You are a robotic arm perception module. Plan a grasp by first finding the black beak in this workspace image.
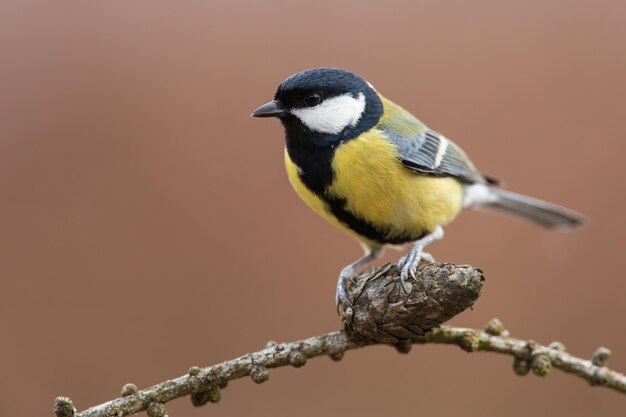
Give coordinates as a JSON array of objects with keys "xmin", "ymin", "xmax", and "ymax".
[{"xmin": 251, "ymin": 100, "xmax": 288, "ymax": 118}]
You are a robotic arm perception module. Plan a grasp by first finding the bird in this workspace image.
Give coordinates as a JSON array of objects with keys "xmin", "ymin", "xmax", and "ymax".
[{"xmin": 252, "ymin": 67, "xmax": 584, "ymax": 311}]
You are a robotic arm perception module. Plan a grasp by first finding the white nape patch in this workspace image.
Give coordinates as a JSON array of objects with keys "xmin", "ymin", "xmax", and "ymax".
[
  {"xmin": 463, "ymin": 183, "xmax": 497, "ymax": 208},
  {"xmin": 291, "ymin": 93, "xmax": 366, "ymax": 134},
  {"xmin": 434, "ymin": 135, "xmax": 449, "ymax": 167}
]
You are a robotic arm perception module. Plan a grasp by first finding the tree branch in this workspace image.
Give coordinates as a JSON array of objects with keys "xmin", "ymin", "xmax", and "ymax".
[{"xmin": 54, "ymin": 263, "xmax": 626, "ymax": 417}]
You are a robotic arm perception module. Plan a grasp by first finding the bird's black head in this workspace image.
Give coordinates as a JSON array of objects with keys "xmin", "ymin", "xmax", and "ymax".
[{"xmin": 252, "ymin": 68, "xmax": 383, "ymax": 146}]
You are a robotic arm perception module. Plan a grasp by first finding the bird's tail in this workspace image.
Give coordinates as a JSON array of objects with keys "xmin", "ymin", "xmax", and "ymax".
[{"xmin": 463, "ymin": 184, "xmax": 585, "ymax": 229}]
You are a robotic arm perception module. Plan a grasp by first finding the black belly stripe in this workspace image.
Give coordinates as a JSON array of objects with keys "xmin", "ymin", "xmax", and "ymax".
[{"xmin": 324, "ymin": 195, "xmax": 426, "ymax": 245}]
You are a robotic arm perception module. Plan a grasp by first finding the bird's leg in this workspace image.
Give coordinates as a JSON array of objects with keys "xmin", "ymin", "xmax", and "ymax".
[
  {"xmin": 397, "ymin": 226, "xmax": 444, "ymax": 292},
  {"xmin": 336, "ymin": 247, "xmax": 383, "ymax": 312}
]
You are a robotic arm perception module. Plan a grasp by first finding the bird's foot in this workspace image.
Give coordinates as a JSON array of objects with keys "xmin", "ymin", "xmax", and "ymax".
[
  {"xmin": 396, "ymin": 227, "xmax": 444, "ymax": 293},
  {"xmin": 398, "ymin": 251, "xmax": 435, "ymax": 270},
  {"xmin": 397, "ymin": 248, "xmax": 434, "ymax": 292},
  {"xmin": 336, "ymin": 266, "xmax": 356, "ymax": 313}
]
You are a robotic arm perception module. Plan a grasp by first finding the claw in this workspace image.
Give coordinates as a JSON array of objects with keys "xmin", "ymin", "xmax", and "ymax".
[
  {"xmin": 336, "ymin": 286, "xmax": 353, "ymax": 313},
  {"xmin": 397, "ymin": 255, "xmax": 407, "ymax": 270},
  {"xmin": 335, "ymin": 248, "xmax": 384, "ymax": 313},
  {"xmin": 335, "ymin": 291, "xmax": 349, "ymax": 314},
  {"xmin": 399, "ymin": 249, "xmax": 415, "ymax": 282},
  {"xmin": 400, "ymin": 263, "xmax": 417, "ymax": 293},
  {"xmin": 400, "ymin": 265, "xmax": 409, "ymax": 282},
  {"xmin": 399, "ymin": 244, "xmax": 427, "ymax": 287},
  {"xmin": 336, "ymin": 267, "xmax": 355, "ymax": 313},
  {"xmin": 397, "ymin": 227, "xmax": 445, "ymax": 289}
]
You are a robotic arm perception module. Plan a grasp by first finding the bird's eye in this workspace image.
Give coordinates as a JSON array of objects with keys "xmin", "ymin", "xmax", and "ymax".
[{"xmin": 304, "ymin": 93, "xmax": 322, "ymax": 107}]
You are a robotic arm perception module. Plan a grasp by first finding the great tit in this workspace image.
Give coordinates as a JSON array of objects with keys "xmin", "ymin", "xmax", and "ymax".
[{"xmin": 252, "ymin": 68, "xmax": 584, "ymax": 310}]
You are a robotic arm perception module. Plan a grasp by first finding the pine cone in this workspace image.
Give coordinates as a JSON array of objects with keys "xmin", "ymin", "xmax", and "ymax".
[{"xmin": 342, "ymin": 263, "xmax": 484, "ymax": 344}]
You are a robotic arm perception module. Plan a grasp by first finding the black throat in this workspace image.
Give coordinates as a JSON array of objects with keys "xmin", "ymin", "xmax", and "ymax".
[{"xmin": 284, "ymin": 122, "xmax": 340, "ymax": 195}]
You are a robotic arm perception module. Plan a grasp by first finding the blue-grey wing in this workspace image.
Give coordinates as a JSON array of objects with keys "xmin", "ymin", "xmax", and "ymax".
[{"xmin": 382, "ymin": 129, "xmax": 492, "ymax": 184}]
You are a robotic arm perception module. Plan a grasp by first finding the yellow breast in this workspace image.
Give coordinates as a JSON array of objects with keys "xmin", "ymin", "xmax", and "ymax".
[
  {"xmin": 329, "ymin": 130, "xmax": 463, "ymax": 237},
  {"xmin": 284, "ymin": 131, "xmax": 464, "ymax": 248}
]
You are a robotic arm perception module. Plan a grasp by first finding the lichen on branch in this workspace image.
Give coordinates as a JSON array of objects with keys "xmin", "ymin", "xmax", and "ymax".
[{"xmin": 55, "ymin": 262, "xmax": 626, "ymax": 417}]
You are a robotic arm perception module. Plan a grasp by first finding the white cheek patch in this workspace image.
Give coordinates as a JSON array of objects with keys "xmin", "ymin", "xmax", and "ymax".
[{"xmin": 290, "ymin": 93, "xmax": 366, "ymax": 134}]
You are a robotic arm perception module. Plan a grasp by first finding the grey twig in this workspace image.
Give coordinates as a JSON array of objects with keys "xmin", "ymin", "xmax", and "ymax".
[{"xmin": 54, "ymin": 263, "xmax": 626, "ymax": 417}]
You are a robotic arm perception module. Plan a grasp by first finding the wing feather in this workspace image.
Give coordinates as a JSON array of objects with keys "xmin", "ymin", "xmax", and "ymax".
[{"xmin": 376, "ymin": 97, "xmax": 490, "ymax": 184}]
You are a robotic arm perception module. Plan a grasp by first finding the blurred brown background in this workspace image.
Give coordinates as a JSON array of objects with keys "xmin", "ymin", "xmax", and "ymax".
[{"xmin": 2, "ymin": 1, "xmax": 625, "ymax": 416}]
